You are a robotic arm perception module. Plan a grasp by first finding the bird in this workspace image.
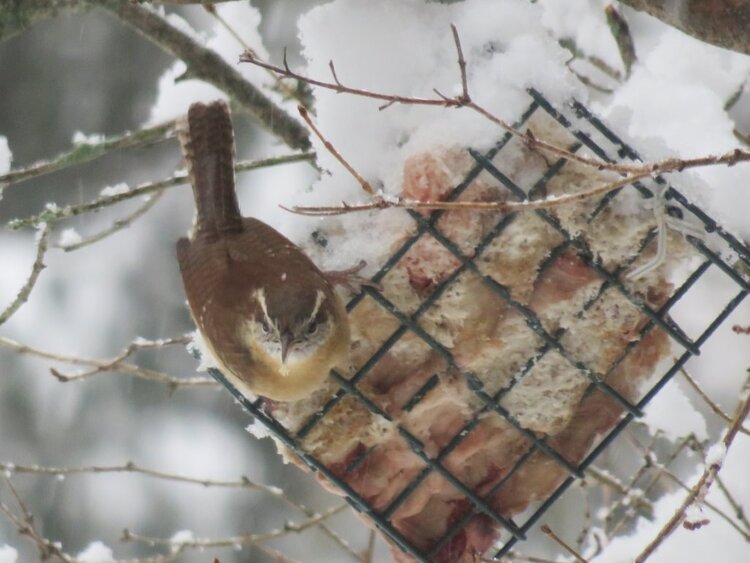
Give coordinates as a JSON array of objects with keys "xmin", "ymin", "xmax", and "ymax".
[{"xmin": 175, "ymin": 100, "xmax": 350, "ymax": 401}]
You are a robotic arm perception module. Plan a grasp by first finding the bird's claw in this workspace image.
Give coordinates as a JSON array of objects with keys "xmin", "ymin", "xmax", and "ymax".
[{"xmin": 325, "ymin": 260, "xmax": 383, "ymax": 293}]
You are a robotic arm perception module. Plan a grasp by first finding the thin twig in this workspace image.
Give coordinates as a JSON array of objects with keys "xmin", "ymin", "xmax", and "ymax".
[
  {"xmin": 500, "ymin": 553, "xmax": 561, "ymax": 563},
  {"xmin": 605, "ymin": 5, "xmax": 636, "ymax": 79},
  {"xmin": 451, "ymin": 24, "xmax": 469, "ymax": 104},
  {"xmin": 0, "ymin": 461, "xmax": 360, "ymax": 561},
  {"xmin": 1, "ymin": 476, "xmax": 75, "ymax": 562},
  {"xmin": 7, "ymin": 152, "xmax": 315, "ymax": 231},
  {"xmin": 0, "ymin": 475, "xmax": 185, "ymax": 563},
  {"xmin": 656, "ymin": 467, "xmax": 750, "ymax": 541},
  {"xmin": 252, "ymin": 544, "xmax": 298, "ymax": 563},
  {"xmin": 540, "ymin": 525, "xmax": 588, "ymax": 563},
  {"xmin": 297, "ymin": 105, "xmax": 376, "ymax": 195},
  {"xmin": 137, "ymin": 0, "xmax": 237, "ymax": 4},
  {"xmin": 621, "ymin": 429, "xmax": 750, "ymax": 542},
  {"xmin": 0, "ymin": 335, "xmax": 216, "ymax": 389},
  {"xmin": 55, "ymin": 191, "xmax": 164, "ymax": 252},
  {"xmin": 241, "ymin": 49, "xmax": 452, "ymax": 107},
  {"xmin": 240, "ymin": 26, "xmax": 645, "ymax": 176},
  {"xmin": 241, "ymin": 29, "xmax": 750, "ymax": 217},
  {"xmin": 49, "ymin": 335, "xmax": 190, "ymax": 381},
  {"xmin": 202, "ymin": 4, "xmax": 310, "ymax": 107},
  {"xmin": 363, "ymin": 530, "xmax": 376, "ymax": 563},
  {"xmin": 284, "ymin": 149, "xmax": 750, "ymax": 216},
  {"xmin": 609, "ymin": 432, "xmax": 750, "ymax": 541},
  {"xmin": 558, "ymin": 37, "xmax": 622, "ymax": 81},
  {"xmin": 0, "ymin": 223, "xmax": 51, "ymax": 326},
  {"xmin": 715, "ymin": 473, "xmax": 750, "ymax": 534},
  {"xmin": 0, "ymin": 120, "xmax": 175, "ymax": 188},
  {"xmin": 0, "ymin": 461, "xmax": 302, "ymax": 513},
  {"xmin": 679, "ymin": 364, "xmax": 750, "ymax": 436},
  {"xmin": 586, "ymin": 466, "xmax": 654, "ymax": 517},
  {"xmin": 122, "ymin": 504, "xmax": 348, "ymax": 550},
  {"xmin": 635, "ymin": 389, "xmax": 750, "ymax": 562},
  {"xmin": 243, "ymin": 25, "xmax": 750, "ymax": 223},
  {"xmin": 576, "ymin": 482, "xmax": 593, "ymax": 554},
  {"xmin": 100, "ymin": 1, "xmax": 310, "ymax": 150}
]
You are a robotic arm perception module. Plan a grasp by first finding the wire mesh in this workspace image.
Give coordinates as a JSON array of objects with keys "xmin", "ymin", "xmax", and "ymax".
[{"xmin": 207, "ymin": 89, "xmax": 750, "ymax": 562}]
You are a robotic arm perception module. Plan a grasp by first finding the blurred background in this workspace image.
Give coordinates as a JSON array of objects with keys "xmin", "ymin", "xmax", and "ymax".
[
  {"xmin": 1, "ymin": 1, "xmax": 749, "ymax": 562},
  {"xmin": 0, "ymin": 2, "xmax": 384, "ymax": 562}
]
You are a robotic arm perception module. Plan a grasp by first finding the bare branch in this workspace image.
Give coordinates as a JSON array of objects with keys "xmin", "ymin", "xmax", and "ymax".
[
  {"xmin": 0, "ymin": 460, "xmax": 360, "ymax": 561},
  {"xmin": 635, "ymin": 386, "xmax": 750, "ymax": 562},
  {"xmin": 605, "ymin": 5, "xmax": 636, "ymax": 78},
  {"xmin": 655, "ymin": 465, "xmax": 750, "ymax": 541},
  {"xmin": 363, "ymin": 530, "xmax": 376, "ymax": 563},
  {"xmin": 0, "ymin": 460, "xmax": 297, "ymax": 505},
  {"xmin": 54, "ymin": 191, "xmax": 164, "ymax": 252},
  {"xmin": 558, "ymin": 37, "xmax": 622, "ymax": 83},
  {"xmin": 240, "ymin": 29, "xmax": 644, "ymax": 176},
  {"xmin": 240, "ymin": 49, "xmax": 455, "ymax": 108},
  {"xmin": 0, "ymin": 119, "xmax": 175, "ymax": 189},
  {"xmin": 145, "ymin": 0, "xmax": 238, "ymax": 5},
  {"xmin": 586, "ymin": 466, "xmax": 654, "ymax": 516},
  {"xmin": 0, "ymin": 0, "xmax": 80, "ymax": 43},
  {"xmin": 679, "ymin": 365, "xmax": 750, "ymax": 436},
  {"xmin": 715, "ymin": 474, "xmax": 750, "ymax": 535},
  {"xmin": 122, "ymin": 504, "xmax": 349, "ymax": 550},
  {"xmin": 202, "ymin": 4, "xmax": 311, "ymax": 107},
  {"xmin": 285, "ymin": 148, "xmax": 750, "ymax": 216},
  {"xmin": 252, "ymin": 544, "xmax": 298, "ymax": 563},
  {"xmin": 540, "ymin": 524, "xmax": 588, "ymax": 563},
  {"xmin": 0, "ymin": 223, "xmax": 51, "ymax": 326},
  {"xmin": 1, "ymin": 476, "xmax": 76, "ymax": 562},
  {"xmin": 501, "ymin": 553, "xmax": 561, "ymax": 563},
  {"xmin": 98, "ymin": 1, "xmax": 311, "ymax": 150},
  {"xmin": 450, "ymin": 24, "xmax": 469, "ymax": 105},
  {"xmin": 0, "ymin": 335, "xmax": 216, "ymax": 389},
  {"xmin": 297, "ymin": 105, "xmax": 376, "ymax": 195},
  {"xmin": 241, "ymin": 24, "xmax": 750, "ymax": 221},
  {"xmin": 7, "ymin": 152, "xmax": 315, "ymax": 231},
  {"xmin": 618, "ymin": 0, "xmax": 750, "ymax": 57}
]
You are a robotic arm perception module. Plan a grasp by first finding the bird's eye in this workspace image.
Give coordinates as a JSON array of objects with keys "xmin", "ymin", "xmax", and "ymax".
[
  {"xmin": 260, "ymin": 320, "xmax": 271, "ymax": 334},
  {"xmin": 306, "ymin": 321, "xmax": 319, "ymax": 335}
]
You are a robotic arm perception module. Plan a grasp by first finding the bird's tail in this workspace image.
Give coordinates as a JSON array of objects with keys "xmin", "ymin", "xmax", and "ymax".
[{"xmin": 178, "ymin": 100, "xmax": 242, "ymax": 235}]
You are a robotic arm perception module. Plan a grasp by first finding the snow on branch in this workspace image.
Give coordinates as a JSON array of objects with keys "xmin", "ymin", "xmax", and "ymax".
[
  {"xmin": 0, "ymin": 223, "xmax": 50, "ymax": 327},
  {"xmin": 101, "ymin": 0, "xmax": 311, "ymax": 150},
  {"xmin": 0, "ymin": 335, "xmax": 214, "ymax": 390},
  {"xmin": 7, "ymin": 152, "xmax": 314, "ymax": 231},
  {"xmin": 635, "ymin": 376, "xmax": 750, "ymax": 561},
  {"xmin": 240, "ymin": 25, "xmax": 750, "ymax": 218}
]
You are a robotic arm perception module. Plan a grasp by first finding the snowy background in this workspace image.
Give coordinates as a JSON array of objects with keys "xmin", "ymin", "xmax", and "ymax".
[{"xmin": 1, "ymin": 0, "xmax": 749, "ymax": 561}]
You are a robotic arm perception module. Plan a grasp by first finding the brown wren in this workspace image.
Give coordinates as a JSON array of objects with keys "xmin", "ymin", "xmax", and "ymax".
[{"xmin": 176, "ymin": 101, "xmax": 350, "ymax": 401}]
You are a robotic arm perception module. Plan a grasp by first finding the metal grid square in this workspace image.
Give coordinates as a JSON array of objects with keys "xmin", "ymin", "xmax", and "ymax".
[{"xmin": 207, "ymin": 89, "xmax": 750, "ymax": 561}]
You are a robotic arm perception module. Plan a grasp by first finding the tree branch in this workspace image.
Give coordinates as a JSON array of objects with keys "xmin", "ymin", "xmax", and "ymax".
[
  {"xmin": 0, "ymin": 119, "xmax": 176, "ymax": 188},
  {"xmin": 97, "ymin": 0, "xmax": 311, "ymax": 150},
  {"xmin": 0, "ymin": 0, "xmax": 82, "ymax": 43},
  {"xmin": 635, "ymin": 384, "xmax": 750, "ymax": 562},
  {"xmin": 7, "ymin": 152, "xmax": 314, "ymax": 230},
  {"xmin": 0, "ymin": 224, "xmax": 51, "ymax": 326},
  {"xmin": 0, "ymin": 335, "xmax": 216, "ymax": 390},
  {"xmin": 243, "ymin": 25, "xmax": 750, "ymax": 218},
  {"xmin": 121, "ymin": 504, "xmax": 349, "ymax": 552},
  {"xmin": 618, "ymin": 0, "xmax": 750, "ymax": 56}
]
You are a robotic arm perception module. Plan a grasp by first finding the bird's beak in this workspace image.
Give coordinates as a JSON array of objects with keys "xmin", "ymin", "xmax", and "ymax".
[{"xmin": 280, "ymin": 330, "xmax": 294, "ymax": 365}]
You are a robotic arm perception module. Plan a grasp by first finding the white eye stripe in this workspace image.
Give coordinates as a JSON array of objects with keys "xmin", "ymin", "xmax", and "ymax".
[
  {"xmin": 253, "ymin": 288, "xmax": 274, "ymax": 329},
  {"xmin": 309, "ymin": 290, "xmax": 326, "ymax": 324},
  {"xmin": 254, "ymin": 287, "xmax": 326, "ymax": 329}
]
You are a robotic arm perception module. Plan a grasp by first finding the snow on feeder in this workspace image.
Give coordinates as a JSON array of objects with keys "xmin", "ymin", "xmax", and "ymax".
[{"xmin": 200, "ymin": 88, "xmax": 750, "ymax": 562}]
